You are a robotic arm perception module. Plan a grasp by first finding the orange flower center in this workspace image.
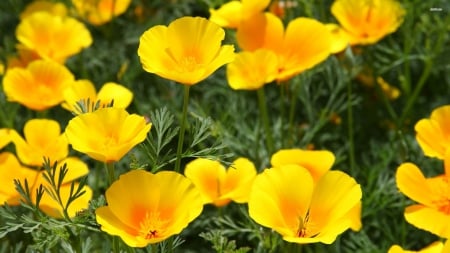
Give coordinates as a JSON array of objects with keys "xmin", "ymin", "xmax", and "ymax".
[
  {"xmin": 179, "ymin": 55, "xmax": 200, "ymax": 72},
  {"xmin": 432, "ymin": 176, "xmax": 450, "ymax": 214},
  {"xmin": 295, "ymin": 211, "xmax": 319, "ymax": 238},
  {"xmin": 139, "ymin": 211, "xmax": 167, "ymax": 240}
]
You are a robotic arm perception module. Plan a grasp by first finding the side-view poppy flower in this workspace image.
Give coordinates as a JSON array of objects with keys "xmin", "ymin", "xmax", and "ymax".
[
  {"xmin": 236, "ymin": 12, "xmax": 332, "ymax": 82},
  {"xmin": 138, "ymin": 16, "xmax": 235, "ymax": 85},
  {"xmin": 415, "ymin": 105, "xmax": 450, "ymax": 159},
  {"xmin": 331, "ymin": 0, "xmax": 405, "ymax": 45},
  {"xmin": 270, "ymin": 149, "xmax": 336, "ymax": 182},
  {"xmin": 184, "ymin": 157, "xmax": 257, "ymax": 206},
  {"xmin": 396, "ymin": 151, "xmax": 450, "ymax": 238},
  {"xmin": 65, "ymin": 107, "xmax": 151, "ymax": 163},
  {"xmin": 71, "ymin": 0, "xmax": 132, "ymax": 26},
  {"xmin": 16, "ymin": 12, "xmax": 92, "ymax": 63},
  {"xmin": 96, "ymin": 169, "xmax": 204, "ymax": 247},
  {"xmin": 9, "ymin": 119, "xmax": 69, "ymax": 167},
  {"xmin": 248, "ymin": 165, "xmax": 362, "ymax": 244},
  {"xmin": 209, "ymin": 0, "xmax": 270, "ymax": 28},
  {"xmin": 2, "ymin": 59, "xmax": 75, "ymax": 111},
  {"xmin": 62, "ymin": 79, "xmax": 133, "ymax": 114},
  {"xmin": 388, "ymin": 240, "xmax": 449, "ymax": 253},
  {"xmin": 0, "ymin": 152, "xmax": 38, "ymax": 205},
  {"xmin": 227, "ymin": 49, "xmax": 278, "ymax": 90}
]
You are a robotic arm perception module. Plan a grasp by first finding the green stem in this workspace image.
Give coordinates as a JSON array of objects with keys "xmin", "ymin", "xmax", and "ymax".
[
  {"xmin": 112, "ymin": 236, "xmax": 120, "ymax": 253},
  {"xmin": 257, "ymin": 87, "xmax": 274, "ymax": 155},
  {"xmin": 105, "ymin": 162, "xmax": 116, "ymax": 186},
  {"xmin": 175, "ymin": 85, "xmax": 190, "ymax": 173},
  {"xmin": 279, "ymin": 84, "xmax": 286, "ymax": 146},
  {"xmin": 347, "ymin": 80, "xmax": 356, "ymax": 174},
  {"xmin": 288, "ymin": 80, "xmax": 301, "ymax": 143}
]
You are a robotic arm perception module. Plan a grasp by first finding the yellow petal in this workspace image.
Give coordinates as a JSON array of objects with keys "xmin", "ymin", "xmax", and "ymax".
[
  {"xmin": 396, "ymin": 163, "xmax": 434, "ymax": 206},
  {"xmin": 404, "ymin": 204, "xmax": 450, "ymax": 238},
  {"xmin": 20, "ymin": 0, "xmax": 68, "ymax": 20},
  {"xmin": 97, "ymin": 82, "xmax": 133, "ymax": 109},
  {"xmin": 388, "ymin": 241, "xmax": 444, "ymax": 253},
  {"xmin": 222, "ymin": 157, "xmax": 257, "ymax": 203},
  {"xmin": 209, "ymin": 1, "xmax": 243, "ymax": 28},
  {"xmin": 227, "ymin": 49, "xmax": 278, "ymax": 90},
  {"xmin": 62, "ymin": 79, "xmax": 97, "ymax": 113},
  {"xmin": 57, "ymin": 157, "xmax": 89, "ymax": 183},
  {"xmin": 39, "ymin": 183, "xmax": 92, "ymax": 218},
  {"xmin": 0, "ymin": 128, "xmax": 13, "ymax": 149},
  {"xmin": 271, "ymin": 149, "xmax": 335, "ymax": 182},
  {"xmin": 325, "ymin": 24, "xmax": 350, "ymax": 54},
  {"xmin": 241, "ymin": 0, "xmax": 271, "ymax": 16}
]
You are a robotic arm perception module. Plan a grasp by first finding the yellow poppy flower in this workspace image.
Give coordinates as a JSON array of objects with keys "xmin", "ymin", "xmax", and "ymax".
[
  {"xmin": 236, "ymin": 13, "xmax": 332, "ymax": 81},
  {"xmin": 96, "ymin": 169, "xmax": 204, "ymax": 247},
  {"xmin": 227, "ymin": 49, "xmax": 278, "ymax": 90},
  {"xmin": 271, "ymin": 149, "xmax": 335, "ymax": 182},
  {"xmin": 20, "ymin": 0, "xmax": 68, "ymax": 20},
  {"xmin": 388, "ymin": 241, "xmax": 447, "ymax": 253},
  {"xmin": 138, "ymin": 16, "xmax": 235, "ymax": 85},
  {"xmin": 396, "ymin": 153, "xmax": 450, "ymax": 238},
  {"xmin": 248, "ymin": 165, "xmax": 362, "ymax": 244},
  {"xmin": 34, "ymin": 157, "xmax": 92, "ymax": 218},
  {"xmin": 9, "ymin": 119, "xmax": 69, "ymax": 167},
  {"xmin": 331, "ymin": 0, "xmax": 405, "ymax": 45},
  {"xmin": 415, "ymin": 105, "xmax": 450, "ymax": 159},
  {"xmin": 325, "ymin": 24, "xmax": 350, "ymax": 54},
  {"xmin": 72, "ymin": 0, "xmax": 132, "ymax": 26},
  {"xmin": 62, "ymin": 79, "xmax": 133, "ymax": 114},
  {"xmin": 65, "ymin": 108, "xmax": 151, "ymax": 163},
  {"xmin": 0, "ymin": 152, "xmax": 39, "ymax": 205},
  {"xmin": 2, "ymin": 59, "xmax": 75, "ymax": 111},
  {"xmin": 209, "ymin": 0, "xmax": 270, "ymax": 28},
  {"xmin": 16, "ymin": 12, "xmax": 92, "ymax": 63},
  {"xmin": 184, "ymin": 157, "xmax": 257, "ymax": 206}
]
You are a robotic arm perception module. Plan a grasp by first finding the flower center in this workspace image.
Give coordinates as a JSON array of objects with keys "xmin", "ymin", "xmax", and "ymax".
[
  {"xmin": 139, "ymin": 211, "xmax": 167, "ymax": 240},
  {"xmin": 296, "ymin": 210, "xmax": 319, "ymax": 238},
  {"xmin": 179, "ymin": 55, "xmax": 200, "ymax": 72}
]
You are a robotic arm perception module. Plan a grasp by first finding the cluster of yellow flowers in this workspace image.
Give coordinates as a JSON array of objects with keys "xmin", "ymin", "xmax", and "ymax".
[{"xmin": 0, "ymin": 0, "xmax": 425, "ymax": 251}]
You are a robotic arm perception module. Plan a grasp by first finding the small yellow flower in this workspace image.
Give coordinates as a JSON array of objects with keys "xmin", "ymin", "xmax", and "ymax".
[
  {"xmin": 62, "ymin": 79, "xmax": 133, "ymax": 114},
  {"xmin": 3, "ymin": 59, "xmax": 75, "ymax": 111},
  {"xmin": 16, "ymin": 12, "xmax": 92, "ymax": 63},
  {"xmin": 65, "ymin": 108, "xmax": 151, "ymax": 163},
  {"xmin": 0, "ymin": 152, "xmax": 38, "ymax": 205},
  {"xmin": 184, "ymin": 157, "xmax": 257, "ymax": 206},
  {"xmin": 9, "ymin": 119, "xmax": 69, "ymax": 167},
  {"xmin": 227, "ymin": 49, "xmax": 278, "ymax": 90},
  {"xmin": 71, "ymin": 0, "xmax": 132, "ymax": 26},
  {"xmin": 236, "ymin": 13, "xmax": 332, "ymax": 81},
  {"xmin": 415, "ymin": 105, "xmax": 450, "ymax": 159},
  {"xmin": 96, "ymin": 169, "xmax": 204, "ymax": 247},
  {"xmin": 396, "ymin": 152, "xmax": 450, "ymax": 238},
  {"xmin": 271, "ymin": 149, "xmax": 336, "ymax": 182},
  {"xmin": 331, "ymin": 0, "xmax": 405, "ymax": 45},
  {"xmin": 138, "ymin": 16, "xmax": 235, "ymax": 85},
  {"xmin": 388, "ymin": 241, "xmax": 448, "ymax": 253},
  {"xmin": 209, "ymin": 0, "xmax": 270, "ymax": 28},
  {"xmin": 248, "ymin": 165, "xmax": 362, "ymax": 244}
]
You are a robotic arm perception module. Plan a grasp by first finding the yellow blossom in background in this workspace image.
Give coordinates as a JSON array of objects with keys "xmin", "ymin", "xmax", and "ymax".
[
  {"xmin": 209, "ymin": 0, "xmax": 270, "ymax": 28},
  {"xmin": 33, "ymin": 157, "xmax": 92, "ymax": 218},
  {"xmin": 0, "ymin": 152, "xmax": 38, "ymax": 205},
  {"xmin": 96, "ymin": 169, "xmax": 204, "ymax": 247},
  {"xmin": 65, "ymin": 107, "xmax": 151, "ymax": 163},
  {"xmin": 396, "ymin": 152, "xmax": 450, "ymax": 238},
  {"xmin": 184, "ymin": 157, "xmax": 257, "ymax": 206},
  {"xmin": 2, "ymin": 59, "xmax": 75, "ymax": 111},
  {"xmin": 9, "ymin": 119, "xmax": 68, "ymax": 167},
  {"xmin": 331, "ymin": 0, "xmax": 405, "ymax": 45},
  {"xmin": 20, "ymin": 0, "xmax": 68, "ymax": 20},
  {"xmin": 16, "ymin": 12, "xmax": 92, "ymax": 63},
  {"xmin": 325, "ymin": 23, "xmax": 350, "ymax": 54},
  {"xmin": 227, "ymin": 49, "xmax": 278, "ymax": 90},
  {"xmin": 62, "ymin": 79, "xmax": 133, "ymax": 114},
  {"xmin": 248, "ymin": 165, "xmax": 362, "ymax": 244},
  {"xmin": 138, "ymin": 16, "xmax": 235, "ymax": 85},
  {"xmin": 270, "ymin": 149, "xmax": 335, "ymax": 182},
  {"xmin": 355, "ymin": 69, "xmax": 401, "ymax": 100},
  {"xmin": 388, "ymin": 241, "xmax": 448, "ymax": 253},
  {"xmin": 415, "ymin": 105, "xmax": 450, "ymax": 159},
  {"xmin": 237, "ymin": 13, "xmax": 332, "ymax": 81},
  {"xmin": 72, "ymin": 0, "xmax": 132, "ymax": 26},
  {"xmin": 6, "ymin": 45, "xmax": 42, "ymax": 70}
]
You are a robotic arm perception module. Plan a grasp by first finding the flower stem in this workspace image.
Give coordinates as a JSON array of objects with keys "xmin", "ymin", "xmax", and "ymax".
[
  {"xmin": 105, "ymin": 162, "xmax": 116, "ymax": 186},
  {"xmin": 257, "ymin": 87, "xmax": 274, "ymax": 155},
  {"xmin": 347, "ymin": 80, "xmax": 356, "ymax": 174},
  {"xmin": 175, "ymin": 85, "xmax": 190, "ymax": 173}
]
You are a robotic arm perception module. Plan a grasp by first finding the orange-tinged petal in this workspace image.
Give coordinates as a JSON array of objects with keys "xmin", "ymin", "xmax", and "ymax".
[
  {"xmin": 237, "ymin": 12, "xmax": 284, "ymax": 52},
  {"xmin": 271, "ymin": 149, "xmax": 335, "ymax": 182},
  {"xmin": 277, "ymin": 17, "xmax": 331, "ymax": 81},
  {"xmin": 241, "ymin": 0, "xmax": 271, "ymax": 16},
  {"xmin": 249, "ymin": 166, "xmax": 314, "ymax": 237},
  {"xmin": 404, "ymin": 204, "xmax": 450, "ymax": 238},
  {"xmin": 227, "ymin": 49, "xmax": 278, "ymax": 90},
  {"xmin": 97, "ymin": 82, "xmax": 133, "ymax": 109},
  {"xmin": 3, "ymin": 59, "xmax": 75, "ymax": 111},
  {"xmin": 72, "ymin": 0, "xmax": 132, "ymax": 26},
  {"xmin": 221, "ymin": 157, "xmax": 257, "ymax": 203},
  {"xmin": 396, "ymin": 163, "xmax": 435, "ymax": 206},
  {"xmin": 209, "ymin": 1, "xmax": 243, "ymax": 28},
  {"xmin": 65, "ymin": 108, "xmax": 151, "ymax": 163},
  {"xmin": 62, "ymin": 79, "xmax": 97, "ymax": 112}
]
